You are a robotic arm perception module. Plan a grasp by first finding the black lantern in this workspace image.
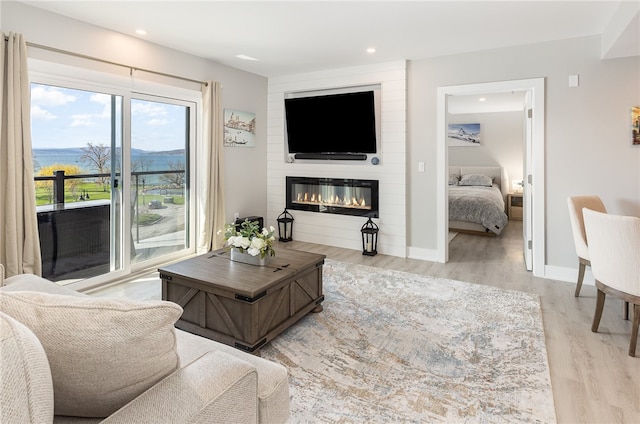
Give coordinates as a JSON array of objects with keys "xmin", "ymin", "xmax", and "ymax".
[
  {"xmin": 277, "ymin": 209, "xmax": 294, "ymax": 242},
  {"xmin": 361, "ymin": 217, "xmax": 379, "ymax": 256}
]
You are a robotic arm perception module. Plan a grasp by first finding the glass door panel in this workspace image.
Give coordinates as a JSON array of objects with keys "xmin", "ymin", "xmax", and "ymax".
[
  {"xmin": 30, "ymin": 83, "xmax": 123, "ymax": 283},
  {"xmin": 130, "ymin": 98, "xmax": 189, "ymax": 264}
]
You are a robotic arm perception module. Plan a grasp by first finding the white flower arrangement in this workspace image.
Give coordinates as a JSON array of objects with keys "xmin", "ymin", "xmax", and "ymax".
[{"xmin": 223, "ymin": 220, "xmax": 276, "ymax": 258}]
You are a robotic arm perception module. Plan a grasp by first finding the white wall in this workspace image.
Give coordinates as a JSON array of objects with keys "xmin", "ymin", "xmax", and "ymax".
[
  {"xmin": 408, "ymin": 35, "xmax": 640, "ymax": 280},
  {"xmin": 267, "ymin": 62, "xmax": 407, "ymax": 257},
  {"xmin": 448, "ymin": 111, "xmax": 524, "ymax": 192},
  {"xmin": 1, "ymin": 1, "xmax": 269, "ymax": 227}
]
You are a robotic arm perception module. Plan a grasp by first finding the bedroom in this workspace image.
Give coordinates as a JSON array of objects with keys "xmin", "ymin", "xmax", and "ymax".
[{"xmin": 446, "ymin": 91, "xmax": 526, "ymax": 266}]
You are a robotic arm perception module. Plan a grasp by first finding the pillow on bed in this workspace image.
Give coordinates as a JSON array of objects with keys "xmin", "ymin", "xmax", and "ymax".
[
  {"xmin": 448, "ymin": 174, "xmax": 460, "ymax": 185},
  {"xmin": 459, "ymin": 174, "xmax": 493, "ymax": 187}
]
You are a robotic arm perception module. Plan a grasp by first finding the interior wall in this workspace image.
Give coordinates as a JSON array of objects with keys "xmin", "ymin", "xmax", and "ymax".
[
  {"xmin": 1, "ymin": 1, "xmax": 269, "ymax": 228},
  {"xmin": 408, "ymin": 35, "xmax": 640, "ymax": 281},
  {"xmin": 448, "ymin": 111, "xmax": 524, "ymax": 192}
]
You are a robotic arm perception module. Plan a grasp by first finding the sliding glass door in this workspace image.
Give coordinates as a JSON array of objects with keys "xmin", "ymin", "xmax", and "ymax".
[{"xmin": 30, "ymin": 79, "xmax": 196, "ymax": 285}]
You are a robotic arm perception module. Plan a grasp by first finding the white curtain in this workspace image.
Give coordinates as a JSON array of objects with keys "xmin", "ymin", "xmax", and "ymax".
[
  {"xmin": 198, "ymin": 80, "xmax": 226, "ymax": 252},
  {"xmin": 0, "ymin": 33, "xmax": 42, "ymax": 277}
]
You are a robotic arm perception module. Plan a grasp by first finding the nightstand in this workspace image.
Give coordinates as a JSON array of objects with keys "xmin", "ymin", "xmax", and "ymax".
[{"xmin": 508, "ymin": 193, "xmax": 523, "ymax": 220}]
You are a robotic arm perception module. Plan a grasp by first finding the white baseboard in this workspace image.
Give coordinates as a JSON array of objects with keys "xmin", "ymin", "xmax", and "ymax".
[
  {"xmin": 543, "ymin": 265, "xmax": 595, "ymax": 286},
  {"xmin": 407, "ymin": 246, "xmax": 441, "ymax": 262},
  {"xmin": 407, "ymin": 245, "xmax": 595, "ymax": 288}
]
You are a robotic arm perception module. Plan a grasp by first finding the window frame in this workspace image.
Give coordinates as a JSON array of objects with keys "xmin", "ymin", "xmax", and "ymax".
[{"xmin": 29, "ymin": 59, "xmax": 201, "ymax": 291}]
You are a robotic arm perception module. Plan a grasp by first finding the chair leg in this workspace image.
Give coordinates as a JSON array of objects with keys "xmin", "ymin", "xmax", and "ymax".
[
  {"xmin": 591, "ymin": 289, "xmax": 606, "ymax": 332},
  {"xmin": 630, "ymin": 304, "xmax": 639, "ymax": 357},
  {"xmin": 575, "ymin": 261, "xmax": 586, "ymax": 297},
  {"xmin": 624, "ymin": 301, "xmax": 630, "ymax": 321}
]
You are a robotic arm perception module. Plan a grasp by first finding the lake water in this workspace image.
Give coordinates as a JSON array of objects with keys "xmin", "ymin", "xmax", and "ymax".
[{"xmin": 33, "ymin": 150, "xmax": 185, "ymax": 186}]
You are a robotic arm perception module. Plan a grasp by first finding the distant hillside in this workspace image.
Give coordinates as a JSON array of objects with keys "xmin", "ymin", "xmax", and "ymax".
[
  {"xmin": 144, "ymin": 149, "xmax": 185, "ymax": 156},
  {"xmin": 33, "ymin": 147, "xmax": 85, "ymax": 155}
]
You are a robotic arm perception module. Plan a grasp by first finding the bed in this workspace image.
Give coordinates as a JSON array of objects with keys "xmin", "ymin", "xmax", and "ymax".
[{"xmin": 448, "ymin": 166, "xmax": 509, "ymax": 236}]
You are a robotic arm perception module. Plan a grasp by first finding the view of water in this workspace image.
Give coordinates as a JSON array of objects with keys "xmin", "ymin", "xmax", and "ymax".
[{"xmin": 33, "ymin": 149, "xmax": 185, "ymax": 186}]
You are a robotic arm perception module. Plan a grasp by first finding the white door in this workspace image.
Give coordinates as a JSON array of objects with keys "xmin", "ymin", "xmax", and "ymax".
[{"xmin": 523, "ymin": 91, "xmax": 533, "ymax": 270}]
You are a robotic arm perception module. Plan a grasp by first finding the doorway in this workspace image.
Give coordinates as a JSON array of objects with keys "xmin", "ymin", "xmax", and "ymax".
[
  {"xmin": 30, "ymin": 79, "xmax": 197, "ymax": 288},
  {"xmin": 436, "ymin": 78, "xmax": 545, "ymax": 277}
]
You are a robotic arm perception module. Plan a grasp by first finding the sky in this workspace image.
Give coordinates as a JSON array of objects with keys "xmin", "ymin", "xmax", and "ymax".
[{"xmin": 30, "ymin": 83, "xmax": 187, "ymax": 151}]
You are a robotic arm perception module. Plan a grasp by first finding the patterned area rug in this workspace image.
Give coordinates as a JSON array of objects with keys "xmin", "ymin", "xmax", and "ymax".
[{"xmin": 259, "ymin": 260, "xmax": 556, "ymax": 423}]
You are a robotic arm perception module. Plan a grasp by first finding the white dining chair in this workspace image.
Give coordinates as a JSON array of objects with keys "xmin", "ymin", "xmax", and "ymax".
[{"xmin": 583, "ymin": 208, "xmax": 640, "ymax": 357}]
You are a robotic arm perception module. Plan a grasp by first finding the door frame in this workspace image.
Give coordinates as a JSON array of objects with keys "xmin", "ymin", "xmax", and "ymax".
[
  {"xmin": 29, "ymin": 59, "xmax": 200, "ymax": 290},
  {"xmin": 436, "ymin": 78, "xmax": 545, "ymax": 277}
]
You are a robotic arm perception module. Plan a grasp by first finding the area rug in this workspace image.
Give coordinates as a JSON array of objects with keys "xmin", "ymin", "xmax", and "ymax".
[{"xmin": 259, "ymin": 260, "xmax": 556, "ymax": 423}]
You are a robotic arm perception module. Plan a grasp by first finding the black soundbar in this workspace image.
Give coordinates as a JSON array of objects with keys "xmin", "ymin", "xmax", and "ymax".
[{"xmin": 294, "ymin": 153, "xmax": 367, "ymax": 161}]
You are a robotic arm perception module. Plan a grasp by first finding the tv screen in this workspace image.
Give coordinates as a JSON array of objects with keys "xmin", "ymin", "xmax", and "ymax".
[{"xmin": 285, "ymin": 91, "xmax": 377, "ymax": 155}]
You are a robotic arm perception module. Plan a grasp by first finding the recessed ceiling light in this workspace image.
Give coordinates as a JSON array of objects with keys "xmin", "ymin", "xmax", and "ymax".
[
  {"xmin": 366, "ymin": 48, "xmax": 376, "ymax": 54},
  {"xmin": 479, "ymin": 97, "xmax": 486, "ymax": 102},
  {"xmin": 236, "ymin": 54, "xmax": 259, "ymax": 61},
  {"xmin": 135, "ymin": 29, "xmax": 147, "ymax": 36}
]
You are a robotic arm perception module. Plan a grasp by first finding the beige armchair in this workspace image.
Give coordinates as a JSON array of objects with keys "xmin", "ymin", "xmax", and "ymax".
[
  {"xmin": 583, "ymin": 208, "xmax": 640, "ymax": 357},
  {"xmin": 567, "ymin": 196, "xmax": 607, "ymax": 296}
]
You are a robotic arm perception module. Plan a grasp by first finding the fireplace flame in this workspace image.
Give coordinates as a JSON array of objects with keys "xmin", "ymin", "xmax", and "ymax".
[{"xmin": 294, "ymin": 192, "xmax": 370, "ymax": 210}]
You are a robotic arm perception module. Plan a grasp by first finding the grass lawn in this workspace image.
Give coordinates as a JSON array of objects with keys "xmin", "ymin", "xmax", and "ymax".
[{"xmin": 36, "ymin": 181, "xmax": 185, "ymax": 207}]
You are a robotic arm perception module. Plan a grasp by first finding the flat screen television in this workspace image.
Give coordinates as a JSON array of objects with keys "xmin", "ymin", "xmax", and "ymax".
[{"xmin": 285, "ymin": 90, "xmax": 377, "ymax": 160}]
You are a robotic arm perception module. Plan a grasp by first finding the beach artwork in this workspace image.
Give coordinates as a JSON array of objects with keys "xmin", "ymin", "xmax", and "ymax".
[
  {"xmin": 224, "ymin": 109, "xmax": 256, "ymax": 147},
  {"xmin": 448, "ymin": 123, "xmax": 481, "ymax": 146}
]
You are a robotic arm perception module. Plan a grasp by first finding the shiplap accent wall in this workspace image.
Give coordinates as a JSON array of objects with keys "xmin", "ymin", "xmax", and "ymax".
[{"xmin": 266, "ymin": 61, "xmax": 407, "ymax": 257}]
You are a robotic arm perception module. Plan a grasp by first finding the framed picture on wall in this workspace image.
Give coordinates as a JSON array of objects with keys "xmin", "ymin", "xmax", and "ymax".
[
  {"xmin": 224, "ymin": 109, "xmax": 256, "ymax": 147},
  {"xmin": 632, "ymin": 106, "xmax": 639, "ymax": 146},
  {"xmin": 448, "ymin": 123, "xmax": 481, "ymax": 147}
]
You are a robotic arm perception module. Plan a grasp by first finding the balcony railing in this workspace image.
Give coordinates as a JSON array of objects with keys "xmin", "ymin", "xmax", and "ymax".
[
  {"xmin": 34, "ymin": 169, "xmax": 185, "ymax": 282},
  {"xmin": 34, "ymin": 169, "xmax": 185, "ymax": 206}
]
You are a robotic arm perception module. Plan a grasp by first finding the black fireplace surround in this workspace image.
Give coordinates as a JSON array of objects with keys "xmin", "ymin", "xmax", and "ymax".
[{"xmin": 286, "ymin": 176, "xmax": 379, "ymax": 218}]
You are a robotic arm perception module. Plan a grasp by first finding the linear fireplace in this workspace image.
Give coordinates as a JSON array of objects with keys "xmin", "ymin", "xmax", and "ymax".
[{"xmin": 286, "ymin": 176, "xmax": 379, "ymax": 218}]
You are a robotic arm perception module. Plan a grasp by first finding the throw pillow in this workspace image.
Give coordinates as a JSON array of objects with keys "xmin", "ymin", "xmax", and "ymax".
[
  {"xmin": 0, "ymin": 291, "xmax": 182, "ymax": 418},
  {"xmin": 458, "ymin": 174, "xmax": 493, "ymax": 187},
  {"xmin": 448, "ymin": 174, "xmax": 460, "ymax": 185},
  {"xmin": 0, "ymin": 311, "xmax": 54, "ymax": 423}
]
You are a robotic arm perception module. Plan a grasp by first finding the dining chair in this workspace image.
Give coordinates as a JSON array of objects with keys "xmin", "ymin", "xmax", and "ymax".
[
  {"xmin": 583, "ymin": 208, "xmax": 640, "ymax": 357},
  {"xmin": 567, "ymin": 196, "xmax": 607, "ymax": 296}
]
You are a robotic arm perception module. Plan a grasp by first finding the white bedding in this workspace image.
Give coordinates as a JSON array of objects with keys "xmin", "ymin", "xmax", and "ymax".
[{"xmin": 449, "ymin": 183, "xmax": 508, "ymax": 235}]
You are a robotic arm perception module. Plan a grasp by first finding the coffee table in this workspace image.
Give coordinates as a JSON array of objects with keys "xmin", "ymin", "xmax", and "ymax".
[{"xmin": 159, "ymin": 248, "xmax": 325, "ymax": 352}]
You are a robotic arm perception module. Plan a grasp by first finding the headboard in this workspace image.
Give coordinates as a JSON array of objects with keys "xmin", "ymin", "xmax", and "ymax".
[{"xmin": 449, "ymin": 166, "xmax": 509, "ymax": 197}]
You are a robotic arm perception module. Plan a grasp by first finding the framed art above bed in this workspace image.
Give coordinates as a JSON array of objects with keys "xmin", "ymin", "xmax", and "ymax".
[{"xmin": 447, "ymin": 123, "xmax": 481, "ymax": 147}]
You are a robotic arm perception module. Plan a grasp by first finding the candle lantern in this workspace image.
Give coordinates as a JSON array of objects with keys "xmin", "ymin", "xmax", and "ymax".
[
  {"xmin": 277, "ymin": 209, "xmax": 294, "ymax": 242},
  {"xmin": 360, "ymin": 217, "xmax": 379, "ymax": 256}
]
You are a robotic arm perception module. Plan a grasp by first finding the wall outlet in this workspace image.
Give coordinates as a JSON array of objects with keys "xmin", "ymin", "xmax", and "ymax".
[
  {"xmin": 233, "ymin": 212, "xmax": 240, "ymax": 221},
  {"xmin": 418, "ymin": 162, "xmax": 425, "ymax": 172}
]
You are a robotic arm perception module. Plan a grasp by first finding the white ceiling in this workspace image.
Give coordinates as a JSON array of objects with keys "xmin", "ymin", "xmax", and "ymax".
[{"xmin": 19, "ymin": 1, "xmax": 638, "ymax": 78}]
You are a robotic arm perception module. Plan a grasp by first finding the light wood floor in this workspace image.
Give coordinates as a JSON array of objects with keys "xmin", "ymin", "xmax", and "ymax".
[{"xmin": 92, "ymin": 220, "xmax": 640, "ymax": 423}]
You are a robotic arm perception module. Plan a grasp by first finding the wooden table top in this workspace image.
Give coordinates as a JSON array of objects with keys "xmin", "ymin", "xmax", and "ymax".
[{"xmin": 159, "ymin": 248, "xmax": 325, "ymax": 298}]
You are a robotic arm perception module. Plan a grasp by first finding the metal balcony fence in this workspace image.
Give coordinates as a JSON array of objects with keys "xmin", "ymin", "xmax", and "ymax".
[{"xmin": 34, "ymin": 169, "xmax": 185, "ymax": 281}]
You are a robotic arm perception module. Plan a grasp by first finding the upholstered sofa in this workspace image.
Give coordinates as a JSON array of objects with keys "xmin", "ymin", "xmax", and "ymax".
[{"xmin": 0, "ymin": 265, "xmax": 290, "ymax": 423}]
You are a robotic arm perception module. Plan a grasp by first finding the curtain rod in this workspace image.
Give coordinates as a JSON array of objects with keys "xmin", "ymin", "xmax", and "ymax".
[{"xmin": 4, "ymin": 36, "xmax": 207, "ymax": 87}]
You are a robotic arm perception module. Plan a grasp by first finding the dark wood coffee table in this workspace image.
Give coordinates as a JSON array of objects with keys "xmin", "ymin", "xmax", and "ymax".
[{"xmin": 159, "ymin": 248, "xmax": 325, "ymax": 352}]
